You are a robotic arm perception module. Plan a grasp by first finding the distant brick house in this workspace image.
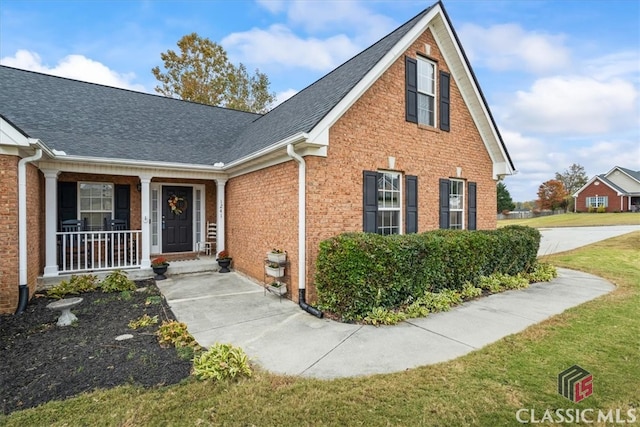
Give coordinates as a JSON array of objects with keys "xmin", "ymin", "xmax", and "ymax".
[
  {"xmin": 573, "ymin": 166, "xmax": 640, "ymax": 213},
  {"xmin": 0, "ymin": 1, "xmax": 515, "ymax": 314}
]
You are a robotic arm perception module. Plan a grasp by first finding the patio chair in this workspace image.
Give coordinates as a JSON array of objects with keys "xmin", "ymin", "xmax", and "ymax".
[
  {"xmin": 58, "ymin": 219, "xmax": 91, "ymax": 270},
  {"xmin": 197, "ymin": 222, "xmax": 217, "ymax": 256}
]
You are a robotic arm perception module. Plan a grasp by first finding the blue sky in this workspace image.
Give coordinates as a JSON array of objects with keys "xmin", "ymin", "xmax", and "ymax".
[{"xmin": 1, "ymin": 0, "xmax": 638, "ymax": 202}]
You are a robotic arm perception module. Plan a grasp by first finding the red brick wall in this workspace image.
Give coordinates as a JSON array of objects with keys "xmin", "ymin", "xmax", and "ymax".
[
  {"xmin": 302, "ymin": 29, "xmax": 496, "ymax": 301},
  {"xmin": 0, "ymin": 155, "xmax": 19, "ymax": 313},
  {"xmin": 226, "ymin": 162, "xmax": 299, "ymax": 294},
  {"xmin": 575, "ymin": 180, "xmax": 625, "ymax": 212},
  {"xmin": 27, "ymin": 164, "xmax": 44, "ymax": 302},
  {"xmin": 226, "ymin": 29, "xmax": 499, "ymax": 303}
]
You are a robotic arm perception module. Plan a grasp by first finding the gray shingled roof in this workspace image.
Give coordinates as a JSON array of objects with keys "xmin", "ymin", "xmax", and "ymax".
[
  {"xmin": 0, "ymin": 4, "xmax": 442, "ymax": 167},
  {"xmin": 0, "ymin": 66, "xmax": 260, "ymax": 165}
]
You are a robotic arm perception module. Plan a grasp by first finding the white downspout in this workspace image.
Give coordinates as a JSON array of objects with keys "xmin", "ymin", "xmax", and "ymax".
[
  {"xmin": 16, "ymin": 148, "xmax": 43, "ymax": 313},
  {"xmin": 286, "ymin": 144, "xmax": 306, "ymax": 292},
  {"xmin": 286, "ymin": 144, "xmax": 322, "ymax": 318}
]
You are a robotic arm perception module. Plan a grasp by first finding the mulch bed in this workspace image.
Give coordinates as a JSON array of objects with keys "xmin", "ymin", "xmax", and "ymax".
[{"xmin": 0, "ymin": 280, "xmax": 192, "ymax": 415}]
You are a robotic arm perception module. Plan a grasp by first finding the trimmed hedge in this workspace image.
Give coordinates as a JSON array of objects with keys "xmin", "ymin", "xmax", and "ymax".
[{"xmin": 315, "ymin": 225, "xmax": 540, "ymax": 320}]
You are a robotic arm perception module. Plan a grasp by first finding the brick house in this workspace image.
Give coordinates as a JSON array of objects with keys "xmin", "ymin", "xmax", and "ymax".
[
  {"xmin": 0, "ymin": 1, "xmax": 515, "ymax": 314},
  {"xmin": 573, "ymin": 166, "xmax": 640, "ymax": 212}
]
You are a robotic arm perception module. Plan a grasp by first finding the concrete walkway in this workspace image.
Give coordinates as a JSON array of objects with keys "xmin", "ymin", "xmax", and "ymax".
[{"xmin": 157, "ymin": 226, "xmax": 637, "ymax": 379}]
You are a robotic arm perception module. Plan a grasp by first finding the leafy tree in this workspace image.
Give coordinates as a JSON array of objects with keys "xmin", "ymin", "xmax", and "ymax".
[
  {"xmin": 152, "ymin": 33, "xmax": 276, "ymax": 113},
  {"xmin": 537, "ymin": 179, "xmax": 568, "ymax": 211},
  {"xmin": 496, "ymin": 181, "xmax": 516, "ymax": 213},
  {"xmin": 555, "ymin": 163, "xmax": 588, "ymax": 212}
]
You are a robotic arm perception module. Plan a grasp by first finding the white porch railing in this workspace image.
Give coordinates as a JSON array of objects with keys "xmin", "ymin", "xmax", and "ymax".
[{"xmin": 57, "ymin": 230, "xmax": 142, "ymax": 274}]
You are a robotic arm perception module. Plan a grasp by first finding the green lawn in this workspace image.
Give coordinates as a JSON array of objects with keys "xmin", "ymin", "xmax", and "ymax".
[
  {"xmin": 498, "ymin": 212, "xmax": 640, "ymax": 228},
  {"xmin": 3, "ymin": 232, "xmax": 639, "ymax": 426}
]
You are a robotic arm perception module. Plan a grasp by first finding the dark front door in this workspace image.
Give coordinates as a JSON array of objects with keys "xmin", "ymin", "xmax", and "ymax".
[{"xmin": 162, "ymin": 186, "xmax": 193, "ymax": 253}]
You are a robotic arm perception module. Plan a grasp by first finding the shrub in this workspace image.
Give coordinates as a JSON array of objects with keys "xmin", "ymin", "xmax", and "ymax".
[
  {"xmin": 362, "ymin": 307, "xmax": 407, "ymax": 326},
  {"xmin": 461, "ymin": 282, "xmax": 483, "ymax": 299},
  {"xmin": 192, "ymin": 343, "xmax": 252, "ymax": 381},
  {"xmin": 100, "ymin": 270, "xmax": 136, "ymax": 293},
  {"xmin": 157, "ymin": 320, "xmax": 200, "ymax": 350},
  {"xmin": 47, "ymin": 274, "xmax": 99, "ymax": 299},
  {"xmin": 478, "ymin": 273, "xmax": 529, "ymax": 292},
  {"xmin": 525, "ymin": 262, "xmax": 558, "ymax": 283},
  {"xmin": 315, "ymin": 226, "xmax": 540, "ymax": 319},
  {"xmin": 597, "ymin": 205, "xmax": 606, "ymax": 213}
]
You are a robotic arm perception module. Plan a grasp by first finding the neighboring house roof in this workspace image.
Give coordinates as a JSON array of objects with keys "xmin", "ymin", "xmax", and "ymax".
[
  {"xmin": 0, "ymin": 1, "xmax": 514, "ymax": 174},
  {"xmin": 573, "ymin": 166, "xmax": 640, "ymax": 197}
]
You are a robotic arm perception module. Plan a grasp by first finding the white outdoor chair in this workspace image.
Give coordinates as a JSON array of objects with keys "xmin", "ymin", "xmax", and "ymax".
[{"xmin": 197, "ymin": 222, "xmax": 217, "ymax": 256}]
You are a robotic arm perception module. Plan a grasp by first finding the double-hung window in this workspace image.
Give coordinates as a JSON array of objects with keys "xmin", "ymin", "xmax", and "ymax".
[
  {"xmin": 364, "ymin": 171, "xmax": 418, "ymax": 235},
  {"xmin": 448, "ymin": 179, "xmax": 464, "ymax": 229},
  {"xmin": 79, "ymin": 182, "xmax": 113, "ymax": 230},
  {"xmin": 417, "ymin": 57, "xmax": 436, "ymax": 126},
  {"xmin": 377, "ymin": 172, "xmax": 402, "ymax": 235}
]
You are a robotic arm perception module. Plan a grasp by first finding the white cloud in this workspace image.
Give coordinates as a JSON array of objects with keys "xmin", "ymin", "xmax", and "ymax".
[
  {"xmin": 272, "ymin": 88, "xmax": 298, "ymax": 107},
  {"xmin": 459, "ymin": 23, "xmax": 571, "ymax": 74},
  {"xmin": 0, "ymin": 50, "xmax": 146, "ymax": 92},
  {"xmin": 505, "ymin": 76, "xmax": 638, "ymax": 134},
  {"xmin": 222, "ymin": 24, "xmax": 359, "ymax": 71},
  {"xmin": 256, "ymin": 0, "xmax": 285, "ymax": 14},
  {"xmin": 582, "ymin": 51, "xmax": 640, "ymax": 81}
]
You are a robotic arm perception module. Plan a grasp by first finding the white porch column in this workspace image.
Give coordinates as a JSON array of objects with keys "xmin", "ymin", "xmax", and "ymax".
[
  {"xmin": 216, "ymin": 178, "xmax": 227, "ymax": 254},
  {"xmin": 43, "ymin": 169, "xmax": 60, "ymax": 277},
  {"xmin": 140, "ymin": 176, "xmax": 152, "ymax": 268}
]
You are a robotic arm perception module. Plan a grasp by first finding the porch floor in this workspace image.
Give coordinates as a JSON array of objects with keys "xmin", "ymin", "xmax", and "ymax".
[{"xmin": 37, "ymin": 255, "xmax": 219, "ymax": 290}]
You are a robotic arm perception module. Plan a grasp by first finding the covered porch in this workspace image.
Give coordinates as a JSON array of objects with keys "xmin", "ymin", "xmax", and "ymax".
[{"xmin": 38, "ymin": 159, "xmax": 228, "ymax": 279}]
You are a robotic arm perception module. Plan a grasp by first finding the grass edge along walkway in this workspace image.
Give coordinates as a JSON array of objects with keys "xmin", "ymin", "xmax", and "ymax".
[{"xmin": 3, "ymin": 232, "xmax": 639, "ymax": 426}]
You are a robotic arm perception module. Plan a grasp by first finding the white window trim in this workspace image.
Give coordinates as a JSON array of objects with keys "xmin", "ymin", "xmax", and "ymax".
[
  {"xmin": 586, "ymin": 196, "xmax": 608, "ymax": 208},
  {"xmin": 377, "ymin": 171, "xmax": 403, "ymax": 235},
  {"xmin": 417, "ymin": 56, "xmax": 437, "ymax": 127},
  {"xmin": 449, "ymin": 179, "xmax": 465, "ymax": 230},
  {"xmin": 78, "ymin": 181, "xmax": 114, "ymax": 231}
]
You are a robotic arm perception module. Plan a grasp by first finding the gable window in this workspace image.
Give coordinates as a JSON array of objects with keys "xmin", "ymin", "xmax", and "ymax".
[
  {"xmin": 364, "ymin": 171, "xmax": 418, "ymax": 235},
  {"xmin": 406, "ymin": 56, "xmax": 450, "ymax": 131},
  {"xmin": 417, "ymin": 57, "xmax": 436, "ymax": 126},
  {"xmin": 439, "ymin": 179, "xmax": 476, "ymax": 230},
  {"xmin": 79, "ymin": 182, "xmax": 113, "ymax": 230},
  {"xmin": 586, "ymin": 196, "xmax": 607, "ymax": 208}
]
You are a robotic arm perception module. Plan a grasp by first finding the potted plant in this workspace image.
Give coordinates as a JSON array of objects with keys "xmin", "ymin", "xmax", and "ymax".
[
  {"xmin": 151, "ymin": 257, "xmax": 169, "ymax": 280},
  {"xmin": 267, "ymin": 281, "xmax": 287, "ymax": 296},
  {"xmin": 217, "ymin": 250, "xmax": 232, "ymax": 273},
  {"xmin": 267, "ymin": 248, "xmax": 286, "ymax": 264},
  {"xmin": 265, "ymin": 262, "xmax": 285, "ymax": 278}
]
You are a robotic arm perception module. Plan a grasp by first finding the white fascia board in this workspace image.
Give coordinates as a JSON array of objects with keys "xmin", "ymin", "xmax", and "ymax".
[
  {"xmin": 573, "ymin": 176, "xmax": 621, "ymax": 197},
  {"xmin": 430, "ymin": 14, "xmax": 515, "ymax": 176},
  {"xmin": 605, "ymin": 166, "xmax": 640, "ymax": 185},
  {"xmin": 0, "ymin": 117, "xmax": 30, "ymax": 147},
  {"xmin": 223, "ymin": 132, "xmax": 310, "ymax": 170}
]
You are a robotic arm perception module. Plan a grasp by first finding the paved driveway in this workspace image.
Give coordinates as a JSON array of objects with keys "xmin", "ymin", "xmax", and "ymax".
[{"xmin": 538, "ymin": 224, "xmax": 640, "ymax": 256}]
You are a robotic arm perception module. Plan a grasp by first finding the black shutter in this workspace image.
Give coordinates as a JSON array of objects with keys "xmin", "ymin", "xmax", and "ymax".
[
  {"xmin": 439, "ymin": 71, "xmax": 450, "ymax": 131},
  {"xmin": 468, "ymin": 182, "xmax": 477, "ymax": 230},
  {"xmin": 114, "ymin": 184, "xmax": 130, "ymax": 227},
  {"xmin": 405, "ymin": 56, "xmax": 418, "ymax": 123},
  {"xmin": 439, "ymin": 178, "xmax": 450, "ymax": 229},
  {"xmin": 58, "ymin": 182, "xmax": 77, "ymax": 229},
  {"xmin": 405, "ymin": 175, "xmax": 418, "ymax": 234},
  {"xmin": 363, "ymin": 171, "xmax": 379, "ymax": 233}
]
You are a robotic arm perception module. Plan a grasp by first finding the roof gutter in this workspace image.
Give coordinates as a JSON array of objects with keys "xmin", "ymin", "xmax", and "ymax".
[
  {"xmin": 286, "ymin": 144, "xmax": 323, "ymax": 319},
  {"xmin": 225, "ymin": 132, "xmax": 309, "ymax": 170},
  {"xmin": 16, "ymin": 146, "xmax": 43, "ymax": 314}
]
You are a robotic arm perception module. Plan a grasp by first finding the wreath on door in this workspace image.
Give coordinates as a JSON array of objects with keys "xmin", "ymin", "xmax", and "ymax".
[{"xmin": 168, "ymin": 194, "xmax": 187, "ymax": 215}]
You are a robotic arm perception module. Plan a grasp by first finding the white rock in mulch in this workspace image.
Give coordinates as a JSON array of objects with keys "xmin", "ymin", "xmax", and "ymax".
[{"xmin": 115, "ymin": 334, "xmax": 134, "ymax": 341}]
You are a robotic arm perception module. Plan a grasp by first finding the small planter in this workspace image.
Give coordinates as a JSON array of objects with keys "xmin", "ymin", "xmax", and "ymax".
[
  {"xmin": 152, "ymin": 265, "xmax": 168, "ymax": 280},
  {"xmin": 265, "ymin": 265, "xmax": 285, "ymax": 278},
  {"xmin": 267, "ymin": 251, "xmax": 286, "ymax": 264},
  {"xmin": 217, "ymin": 258, "xmax": 232, "ymax": 273},
  {"xmin": 267, "ymin": 282, "xmax": 287, "ymax": 296}
]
